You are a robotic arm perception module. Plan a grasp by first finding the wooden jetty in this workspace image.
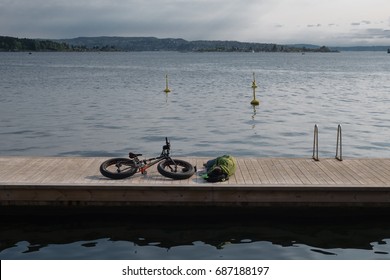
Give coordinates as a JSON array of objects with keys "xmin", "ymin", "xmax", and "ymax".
[{"xmin": 2, "ymin": 156, "xmax": 390, "ymax": 215}]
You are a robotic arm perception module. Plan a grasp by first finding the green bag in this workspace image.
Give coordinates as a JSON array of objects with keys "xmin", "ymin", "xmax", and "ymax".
[{"xmin": 202, "ymin": 155, "xmax": 237, "ymax": 182}]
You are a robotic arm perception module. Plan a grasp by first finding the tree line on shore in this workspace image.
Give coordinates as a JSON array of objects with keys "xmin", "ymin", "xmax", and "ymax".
[
  {"xmin": 0, "ymin": 36, "xmax": 71, "ymax": 51},
  {"xmin": 1, "ymin": 35, "xmax": 334, "ymax": 53}
]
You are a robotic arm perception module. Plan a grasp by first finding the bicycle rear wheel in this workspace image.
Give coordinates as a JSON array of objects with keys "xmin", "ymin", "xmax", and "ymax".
[
  {"xmin": 100, "ymin": 158, "xmax": 137, "ymax": 179},
  {"xmin": 157, "ymin": 159, "xmax": 195, "ymax": 180}
]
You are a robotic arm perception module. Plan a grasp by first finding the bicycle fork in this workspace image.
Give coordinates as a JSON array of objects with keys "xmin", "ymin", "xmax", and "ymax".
[{"xmin": 166, "ymin": 158, "xmax": 179, "ymax": 172}]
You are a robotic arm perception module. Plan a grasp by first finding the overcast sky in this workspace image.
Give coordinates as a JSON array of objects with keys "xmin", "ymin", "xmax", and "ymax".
[{"xmin": 1, "ymin": 0, "xmax": 389, "ymax": 46}]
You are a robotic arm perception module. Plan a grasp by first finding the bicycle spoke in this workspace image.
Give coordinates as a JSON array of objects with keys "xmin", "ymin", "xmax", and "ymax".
[
  {"xmin": 119, "ymin": 166, "xmax": 135, "ymax": 173},
  {"xmin": 167, "ymin": 164, "xmax": 175, "ymax": 172},
  {"xmin": 113, "ymin": 162, "xmax": 135, "ymax": 173}
]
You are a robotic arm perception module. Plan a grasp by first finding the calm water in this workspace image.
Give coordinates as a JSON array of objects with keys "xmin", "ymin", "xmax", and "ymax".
[
  {"xmin": 1, "ymin": 51, "xmax": 390, "ymax": 158},
  {"xmin": 1, "ymin": 51, "xmax": 390, "ymax": 259}
]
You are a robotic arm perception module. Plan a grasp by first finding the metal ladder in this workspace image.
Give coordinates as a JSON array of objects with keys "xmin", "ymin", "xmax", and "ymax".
[
  {"xmin": 312, "ymin": 124, "xmax": 343, "ymax": 161},
  {"xmin": 335, "ymin": 124, "xmax": 342, "ymax": 161}
]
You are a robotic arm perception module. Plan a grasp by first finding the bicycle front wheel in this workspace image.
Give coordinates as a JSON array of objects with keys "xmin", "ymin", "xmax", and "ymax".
[
  {"xmin": 157, "ymin": 159, "xmax": 195, "ymax": 180},
  {"xmin": 100, "ymin": 158, "xmax": 137, "ymax": 179}
]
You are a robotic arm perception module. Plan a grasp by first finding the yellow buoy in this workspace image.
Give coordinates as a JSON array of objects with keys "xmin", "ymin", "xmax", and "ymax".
[
  {"xmin": 250, "ymin": 72, "xmax": 260, "ymax": 105},
  {"xmin": 164, "ymin": 74, "xmax": 171, "ymax": 93}
]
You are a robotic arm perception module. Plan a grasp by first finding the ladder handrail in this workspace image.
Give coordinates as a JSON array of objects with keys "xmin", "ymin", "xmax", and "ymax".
[
  {"xmin": 335, "ymin": 124, "xmax": 343, "ymax": 161},
  {"xmin": 312, "ymin": 124, "xmax": 319, "ymax": 161}
]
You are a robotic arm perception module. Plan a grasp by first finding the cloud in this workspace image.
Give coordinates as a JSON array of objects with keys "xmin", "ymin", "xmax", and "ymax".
[
  {"xmin": 363, "ymin": 28, "xmax": 390, "ymax": 38},
  {"xmin": 1, "ymin": 0, "xmax": 390, "ymax": 45},
  {"xmin": 351, "ymin": 20, "xmax": 372, "ymax": 26},
  {"xmin": 0, "ymin": 0, "xmax": 268, "ymax": 40},
  {"xmin": 334, "ymin": 27, "xmax": 390, "ymax": 45},
  {"xmin": 307, "ymin": 24, "xmax": 322, "ymax": 28}
]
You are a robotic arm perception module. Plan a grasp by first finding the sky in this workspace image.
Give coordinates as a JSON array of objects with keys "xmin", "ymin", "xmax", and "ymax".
[{"xmin": 1, "ymin": 0, "xmax": 389, "ymax": 46}]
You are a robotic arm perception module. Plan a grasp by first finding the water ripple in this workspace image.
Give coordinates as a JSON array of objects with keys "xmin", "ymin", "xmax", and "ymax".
[{"xmin": 1, "ymin": 51, "xmax": 389, "ymax": 160}]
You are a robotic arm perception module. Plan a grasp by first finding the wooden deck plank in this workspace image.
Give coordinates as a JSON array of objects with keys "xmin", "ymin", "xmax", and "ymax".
[
  {"xmin": 4, "ymin": 157, "xmax": 45, "ymax": 183},
  {"xmin": 281, "ymin": 158, "xmax": 311, "ymax": 185},
  {"xmin": 3, "ymin": 156, "xmax": 390, "ymax": 187},
  {"xmin": 233, "ymin": 158, "xmax": 247, "ymax": 184},
  {"xmin": 39, "ymin": 158, "xmax": 82, "ymax": 183},
  {"xmin": 240, "ymin": 158, "xmax": 255, "ymax": 184},
  {"xmin": 278, "ymin": 159, "xmax": 304, "ymax": 185},
  {"xmin": 350, "ymin": 159, "xmax": 387, "ymax": 185},
  {"xmin": 241, "ymin": 158, "xmax": 262, "ymax": 184},
  {"xmin": 294, "ymin": 159, "xmax": 321, "ymax": 184},
  {"xmin": 268, "ymin": 158, "xmax": 287, "ymax": 183},
  {"xmin": 77, "ymin": 158, "xmax": 104, "ymax": 184},
  {"xmin": 321, "ymin": 159, "xmax": 360, "ymax": 185},
  {"xmin": 258, "ymin": 158, "xmax": 279, "ymax": 184},
  {"xmin": 270, "ymin": 159, "xmax": 289, "ymax": 184},
  {"xmin": 299, "ymin": 159, "xmax": 329, "ymax": 185},
  {"xmin": 335, "ymin": 159, "xmax": 367, "ymax": 185},
  {"xmin": 375, "ymin": 159, "xmax": 390, "ymax": 174},
  {"xmin": 342, "ymin": 159, "xmax": 377, "ymax": 185},
  {"xmin": 253, "ymin": 158, "xmax": 272, "ymax": 184},
  {"xmin": 250, "ymin": 158, "xmax": 269, "ymax": 184},
  {"xmin": 362, "ymin": 159, "xmax": 390, "ymax": 182},
  {"xmin": 310, "ymin": 160, "xmax": 338, "ymax": 185},
  {"xmin": 3, "ymin": 157, "xmax": 390, "ymax": 208},
  {"xmin": 332, "ymin": 159, "xmax": 367, "ymax": 185},
  {"xmin": 373, "ymin": 159, "xmax": 390, "ymax": 175},
  {"xmin": 0, "ymin": 157, "xmax": 43, "ymax": 183}
]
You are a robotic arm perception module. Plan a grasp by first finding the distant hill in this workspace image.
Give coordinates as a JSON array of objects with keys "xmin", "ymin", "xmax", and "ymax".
[
  {"xmin": 287, "ymin": 44, "xmax": 390, "ymax": 52},
  {"xmin": 330, "ymin": 46, "xmax": 390, "ymax": 52},
  {"xmin": 57, "ymin": 36, "xmax": 333, "ymax": 53},
  {"xmin": 5, "ymin": 35, "xmax": 387, "ymax": 53},
  {"xmin": 0, "ymin": 36, "xmax": 71, "ymax": 51},
  {"xmin": 286, "ymin": 44, "xmax": 322, "ymax": 49}
]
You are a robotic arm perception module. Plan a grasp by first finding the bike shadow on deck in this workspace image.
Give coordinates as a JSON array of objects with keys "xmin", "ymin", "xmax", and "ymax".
[{"xmin": 84, "ymin": 170, "xmax": 215, "ymax": 185}]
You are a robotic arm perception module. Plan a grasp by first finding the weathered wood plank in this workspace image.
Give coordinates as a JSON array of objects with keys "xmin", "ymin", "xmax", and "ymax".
[
  {"xmin": 342, "ymin": 159, "xmax": 377, "ymax": 185},
  {"xmin": 321, "ymin": 159, "xmax": 358, "ymax": 185},
  {"xmin": 310, "ymin": 160, "xmax": 338, "ymax": 185},
  {"xmin": 258, "ymin": 158, "xmax": 278, "ymax": 184},
  {"xmin": 2, "ymin": 156, "xmax": 390, "ymax": 187},
  {"xmin": 279, "ymin": 159, "xmax": 305, "ymax": 185},
  {"xmin": 281, "ymin": 158, "xmax": 311, "ymax": 185},
  {"xmin": 351, "ymin": 159, "xmax": 387, "ymax": 185},
  {"xmin": 3, "ymin": 157, "xmax": 390, "ymax": 208},
  {"xmin": 294, "ymin": 159, "xmax": 321, "ymax": 184}
]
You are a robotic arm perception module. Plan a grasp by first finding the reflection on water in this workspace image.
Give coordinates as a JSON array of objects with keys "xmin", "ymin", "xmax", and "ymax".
[
  {"xmin": 1, "ymin": 212, "xmax": 390, "ymax": 260},
  {"xmin": 251, "ymin": 105, "xmax": 258, "ymax": 130}
]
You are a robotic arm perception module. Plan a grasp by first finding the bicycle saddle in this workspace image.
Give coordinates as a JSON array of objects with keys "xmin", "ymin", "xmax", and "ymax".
[{"xmin": 129, "ymin": 152, "xmax": 142, "ymax": 158}]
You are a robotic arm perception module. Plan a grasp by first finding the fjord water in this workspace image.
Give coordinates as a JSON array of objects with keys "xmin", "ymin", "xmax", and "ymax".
[
  {"xmin": 1, "ymin": 51, "xmax": 390, "ymax": 259},
  {"xmin": 1, "ymin": 51, "xmax": 390, "ymax": 158}
]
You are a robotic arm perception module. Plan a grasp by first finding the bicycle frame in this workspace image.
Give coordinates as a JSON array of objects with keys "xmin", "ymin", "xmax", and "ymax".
[
  {"xmin": 100, "ymin": 137, "xmax": 195, "ymax": 180},
  {"xmin": 135, "ymin": 155, "xmax": 167, "ymax": 174},
  {"xmin": 130, "ymin": 138, "xmax": 173, "ymax": 175}
]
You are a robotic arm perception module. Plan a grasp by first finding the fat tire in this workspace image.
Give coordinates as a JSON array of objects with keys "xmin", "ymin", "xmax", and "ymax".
[
  {"xmin": 157, "ymin": 159, "xmax": 195, "ymax": 180},
  {"xmin": 100, "ymin": 158, "xmax": 137, "ymax": 179}
]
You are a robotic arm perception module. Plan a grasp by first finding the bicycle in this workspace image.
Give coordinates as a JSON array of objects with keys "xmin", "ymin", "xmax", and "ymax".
[{"xmin": 100, "ymin": 138, "xmax": 195, "ymax": 180}]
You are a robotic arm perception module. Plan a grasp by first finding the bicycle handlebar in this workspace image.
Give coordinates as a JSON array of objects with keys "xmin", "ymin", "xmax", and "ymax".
[{"xmin": 163, "ymin": 137, "xmax": 170, "ymax": 151}]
